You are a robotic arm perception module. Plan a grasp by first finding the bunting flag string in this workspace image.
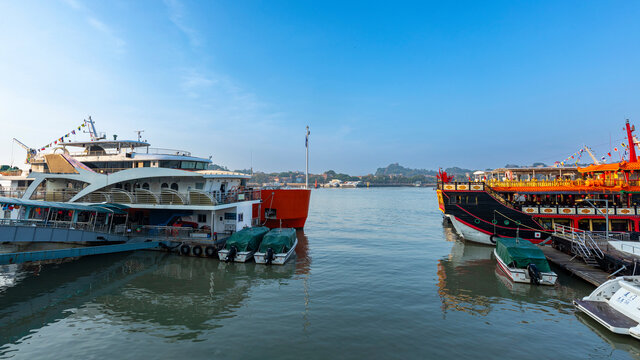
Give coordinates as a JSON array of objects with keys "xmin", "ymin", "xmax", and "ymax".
[{"xmin": 37, "ymin": 123, "xmax": 86, "ymax": 152}]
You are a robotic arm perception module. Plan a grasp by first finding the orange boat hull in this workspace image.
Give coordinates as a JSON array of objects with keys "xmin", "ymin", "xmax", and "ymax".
[{"xmin": 254, "ymin": 189, "xmax": 311, "ymax": 229}]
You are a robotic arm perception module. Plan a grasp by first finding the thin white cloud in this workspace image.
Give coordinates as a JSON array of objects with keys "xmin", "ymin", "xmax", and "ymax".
[
  {"xmin": 87, "ymin": 16, "xmax": 125, "ymax": 52},
  {"xmin": 164, "ymin": 0, "xmax": 202, "ymax": 48},
  {"xmin": 61, "ymin": 0, "xmax": 125, "ymax": 53},
  {"xmin": 60, "ymin": 0, "xmax": 83, "ymax": 10}
]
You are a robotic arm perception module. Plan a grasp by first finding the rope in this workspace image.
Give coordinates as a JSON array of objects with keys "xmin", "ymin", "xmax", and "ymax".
[
  {"xmin": 493, "ymin": 210, "xmax": 554, "ymax": 235},
  {"xmin": 261, "ymin": 191, "xmax": 275, "ymax": 226}
]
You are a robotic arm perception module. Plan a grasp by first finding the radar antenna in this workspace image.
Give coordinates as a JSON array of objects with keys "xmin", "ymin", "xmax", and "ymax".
[{"xmin": 134, "ymin": 130, "xmax": 145, "ymax": 142}]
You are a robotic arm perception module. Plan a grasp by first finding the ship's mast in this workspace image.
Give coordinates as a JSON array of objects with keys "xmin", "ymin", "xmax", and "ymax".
[
  {"xmin": 305, "ymin": 126, "xmax": 310, "ymax": 189},
  {"xmin": 626, "ymin": 119, "xmax": 637, "ymax": 163},
  {"xmin": 84, "ymin": 116, "xmax": 105, "ymax": 141}
]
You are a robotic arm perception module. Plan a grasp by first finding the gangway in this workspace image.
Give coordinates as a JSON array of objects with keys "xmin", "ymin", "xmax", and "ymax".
[{"xmin": 0, "ymin": 240, "xmax": 166, "ymax": 265}]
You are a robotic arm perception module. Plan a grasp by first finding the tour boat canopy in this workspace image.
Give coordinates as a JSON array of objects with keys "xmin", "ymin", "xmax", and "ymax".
[{"xmin": 0, "ymin": 196, "xmax": 127, "ymax": 214}]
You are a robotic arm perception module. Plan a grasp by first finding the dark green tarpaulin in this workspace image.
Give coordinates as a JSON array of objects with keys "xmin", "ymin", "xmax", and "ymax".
[
  {"xmin": 496, "ymin": 238, "xmax": 551, "ymax": 272},
  {"xmin": 225, "ymin": 226, "xmax": 269, "ymax": 252},
  {"xmin": 259, "ymin": 228, "xmax": 296, "ymax": 253}
]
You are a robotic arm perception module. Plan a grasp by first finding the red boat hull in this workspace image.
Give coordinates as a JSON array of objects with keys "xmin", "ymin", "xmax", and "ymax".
[{"xmin": 254, "ymin": 189, "xmax": 311, "ymax": 229}]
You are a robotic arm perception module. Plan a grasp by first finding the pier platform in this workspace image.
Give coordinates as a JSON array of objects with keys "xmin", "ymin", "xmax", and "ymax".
[
  {"xmin": 0, "ymin": 241, "xmax": 167, "ymax": 265},
  {"xmin": 540, "ymin": 246, "xmax": 610, "ymax": 287}
]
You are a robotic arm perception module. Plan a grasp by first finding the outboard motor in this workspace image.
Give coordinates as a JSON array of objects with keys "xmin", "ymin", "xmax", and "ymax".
[
  {"xmin": 265, "ymin": 248, "xmax": 274, "ymax": 265},
  {"xmin": 527, "ymin": 263, "xmax": 541, "ymax": 285},
  {"xmin": 226, "ymin": 246, "xmax": 237, "ymax": 263}
]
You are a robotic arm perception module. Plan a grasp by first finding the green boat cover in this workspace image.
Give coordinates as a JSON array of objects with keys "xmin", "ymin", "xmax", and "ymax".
[
  {"xmin": 496, "ymin": 238, "xmax": 551, "ymax": 273},
  {"xmin": 225, "ymin": 226, "xmax": 270, "ymax": 252},
  {"xmin": 259, "ymin": 228, "xmax": 296, "ymax": 253}
]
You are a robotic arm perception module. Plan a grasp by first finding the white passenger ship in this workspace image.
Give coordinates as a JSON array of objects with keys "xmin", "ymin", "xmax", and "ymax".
[{"xmin": 1, "ymin": 118, "xmax": 260, "ymax": 236}]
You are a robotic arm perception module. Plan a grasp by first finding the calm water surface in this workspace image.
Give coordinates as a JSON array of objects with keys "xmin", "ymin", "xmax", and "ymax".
[{"xmin": 1, "ymin": 188, "xmax": 640, "ymax": 359}]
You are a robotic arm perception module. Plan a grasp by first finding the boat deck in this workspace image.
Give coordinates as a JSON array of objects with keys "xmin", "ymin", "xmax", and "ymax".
[
  {"xmin": 540, "ymin": 246, "xmax": 610, "ymax": 287},
  {"xmin": 574, "ymin": 299, "xmax": 639, "ymax": 330}
]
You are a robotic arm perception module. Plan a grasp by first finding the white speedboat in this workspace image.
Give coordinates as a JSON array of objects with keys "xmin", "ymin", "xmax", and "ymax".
[
  {"xmin": 494, "ymin": 238, "xmax": 557, "ymax": 286},
  {"xmin": 217, "ymin": 226, "xmax": 269, "ymax": 263},
  {"xmin": 254, "ymin": 228, "xmax": 297, "ymax": 265},
  {"xmin": 574, "ymin": 276, "xmax": 640, "ymax": 339}
]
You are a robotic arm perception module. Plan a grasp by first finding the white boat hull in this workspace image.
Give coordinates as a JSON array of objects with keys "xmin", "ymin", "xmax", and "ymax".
[
  {"xmin": 574, "ymin": 276, "xmax": 640, "ymax": 338},
  {"xmin": 254, "ymin": 238, "xmax": 298, "ymax": 265},
  {"xmin": 217, "ymin": 249, "xmax": 255, "ymax": 263},
  {"xmin": 449, "ymin": 215, "xmax": 495, "ymax": 245},
  {"xmin": 494, "ymin": 249, "xmax": 557, "ymax": 286}
]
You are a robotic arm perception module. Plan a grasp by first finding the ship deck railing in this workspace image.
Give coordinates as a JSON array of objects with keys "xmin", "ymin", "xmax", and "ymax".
[
  {"xmin": 0, "ymin": 218, "xmax": 119, "ymax": 235},
  {"xmin": 126, "ymin": 225, "xmax": 231, "ymax": 243},
  {"xmin": 31, "ymin": 188, "xmax": 262, "ymax": 207}
]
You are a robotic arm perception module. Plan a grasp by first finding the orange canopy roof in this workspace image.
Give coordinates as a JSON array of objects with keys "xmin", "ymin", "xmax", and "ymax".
[{"xmin": 577, "ymin": 161, "xmax": 640, "ymax": 173}]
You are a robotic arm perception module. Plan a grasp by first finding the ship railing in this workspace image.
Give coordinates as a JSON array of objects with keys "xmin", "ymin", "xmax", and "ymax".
[
  {"xmin": 127, "ymin": 225, "xmax": 214, "ymax": 241},
  {"xmin": 28, "ymin": 190, "xmax": 80, "ymax": 202},
  {"xmin": 553, "ymin": 224, "xmax": 605, "ymax": 259},
  {"xmin": 487, "ymin": 179, "xmax": 640, "ymax": 189},
  {"xmin": 0, "ymin": 218, "xmax": 114, "ymax": 234},
  {"xmin": 74, "ymin": 188, "xmax": 261, "ymax": 206},
  {"xmin": 617, "ymin": 242, "xmax": 640, "ymax": 256},
  {"xmin": 0, "ymin": 188, "xmax": 28, "ymax": 199},
  {"xmin": 145, "ymin": 148, "xmax": 192, "ymax": 157}
]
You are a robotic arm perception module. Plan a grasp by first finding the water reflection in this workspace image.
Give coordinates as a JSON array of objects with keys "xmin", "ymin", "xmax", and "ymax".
[
  {"xmin": 438, "ymin": 224, "xmax": 640, "ymax": 354},
  {"xmin": 0, "ymin": 231, "xmax": 311, "ymax": 351},
  {"xmin": 437, "ymin": 225, "xmax": 581, "ymax": 317}
]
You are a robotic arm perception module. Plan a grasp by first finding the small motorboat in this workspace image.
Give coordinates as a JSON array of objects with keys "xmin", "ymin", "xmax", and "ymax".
[
  {"xmin": 254, "ymin": 228, "xmax": 298, "ymax": 265},
  {"xmin": 494, "ymin": 238, "xmax": 557, "ymax": 286},
  {"xmin": 218, "ymin": 226, "xmax": 269, "ymax": 263},
  {"xmin": 574, "ymin": 276, "xmax": 640, "ymax": 339}
]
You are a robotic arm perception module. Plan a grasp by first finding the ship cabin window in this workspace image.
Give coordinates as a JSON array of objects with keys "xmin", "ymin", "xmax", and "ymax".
[
  {"xmin": 578, "ymin": 219, "xmax": 590, "ymax": 231},
  {"xmin": 592, "ymin": 219, "xmax": 607, "ymax": 232},
  {"xmin": 142, "ymin": 183, "xmax": 150, "ymax": 190},
  {"xmin": 115, "ymin": 183, "xmax": 122, "ymax": 189},
  {"xmin": 238, "ymin": 213, "xmax": 243, "ymax": 222},
  {"xmin": 160, "ymin": 160, "xmax": 180, "ymax": 169},
  {"xmin": 161, "ymin": 183, "xmax": 168, "ymax": 189},
  {"xmin": 552, "ymin": 218, "xmax": 571, "ymax": 228},
  {"xmin": 224, "ymin": 212, "xmax": 237, "ymax": 220},
  {"xmin": 196, "ymin": 162, "xmax": 206, "ymax": 170},
  {"xmin": 171, "ymin": 183, "xmax": 179, "ymax": 191},
  {"xmin": 241, "ymin": 179, "xmax": 247, "ymax": 187},
  {"xmin": 124, "ymin": 183, "xmax": 131, "ymax": 191},
  {"xmin": 181, "ymin": 161, "xmax": 196, "ymax": 169},
  {"xmin": 197, "ymin": 214, "xmax": 207, "ymax": 223},
  {"xmin": 611, "ymin": 219, "xmax": 630, "ymax": 232},
  {"xmin": 449, "ymin": 195, "xmax": 458, "ymax": 204},
  {"xmin": 195, "ymin": 183, "xmax": 204, "ymax": 190},
  {"xmin": 143, "ymin": 161, "xmax": 150, "ymax": 167},
  {"xmin": 134, "ymin": 183, "xmax": 141, "ymax": 189}
]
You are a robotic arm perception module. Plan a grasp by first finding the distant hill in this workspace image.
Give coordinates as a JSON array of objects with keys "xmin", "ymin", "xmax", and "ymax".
[
  {"xmin": 374, "ymin": 163, "xmax": 472, "ymax": 177},
  {"xmin": 375, "ymin": 163, "xmax": 436, "ymax": 177}
]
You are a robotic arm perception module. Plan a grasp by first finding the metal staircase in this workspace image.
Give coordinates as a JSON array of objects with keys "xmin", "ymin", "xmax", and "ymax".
[{"xmin": 554, "ymin": 224, "xmax": 604, "ymax": 266}]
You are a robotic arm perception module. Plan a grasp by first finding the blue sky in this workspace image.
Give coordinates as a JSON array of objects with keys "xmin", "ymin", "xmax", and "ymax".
[{"xmin": 1, "ymin": 1, "xmax": 640, "ymax": 174}]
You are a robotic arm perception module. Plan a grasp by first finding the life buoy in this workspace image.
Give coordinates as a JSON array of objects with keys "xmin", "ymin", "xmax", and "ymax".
[
  {"xmin": 192, "ymin": 245, "xmax": 203, "ymax": 257},
  {"xmin": 180, "ymin": 244, "xmax": 191, "ymax": 255},
  {"xmin": 205, "ymin": 246, "xmax": 217, "ymax": 257}
]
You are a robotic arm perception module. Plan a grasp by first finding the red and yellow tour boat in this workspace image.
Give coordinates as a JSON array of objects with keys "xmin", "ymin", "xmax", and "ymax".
[{"xmin": 437, "ymin": 120, "xmax": 640, "ymax": 245}]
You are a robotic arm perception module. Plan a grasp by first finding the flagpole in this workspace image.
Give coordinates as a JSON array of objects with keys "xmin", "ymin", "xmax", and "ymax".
[{"xmin": 305, "ymin": 126, "xmax": 310, "ymax": 189}]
